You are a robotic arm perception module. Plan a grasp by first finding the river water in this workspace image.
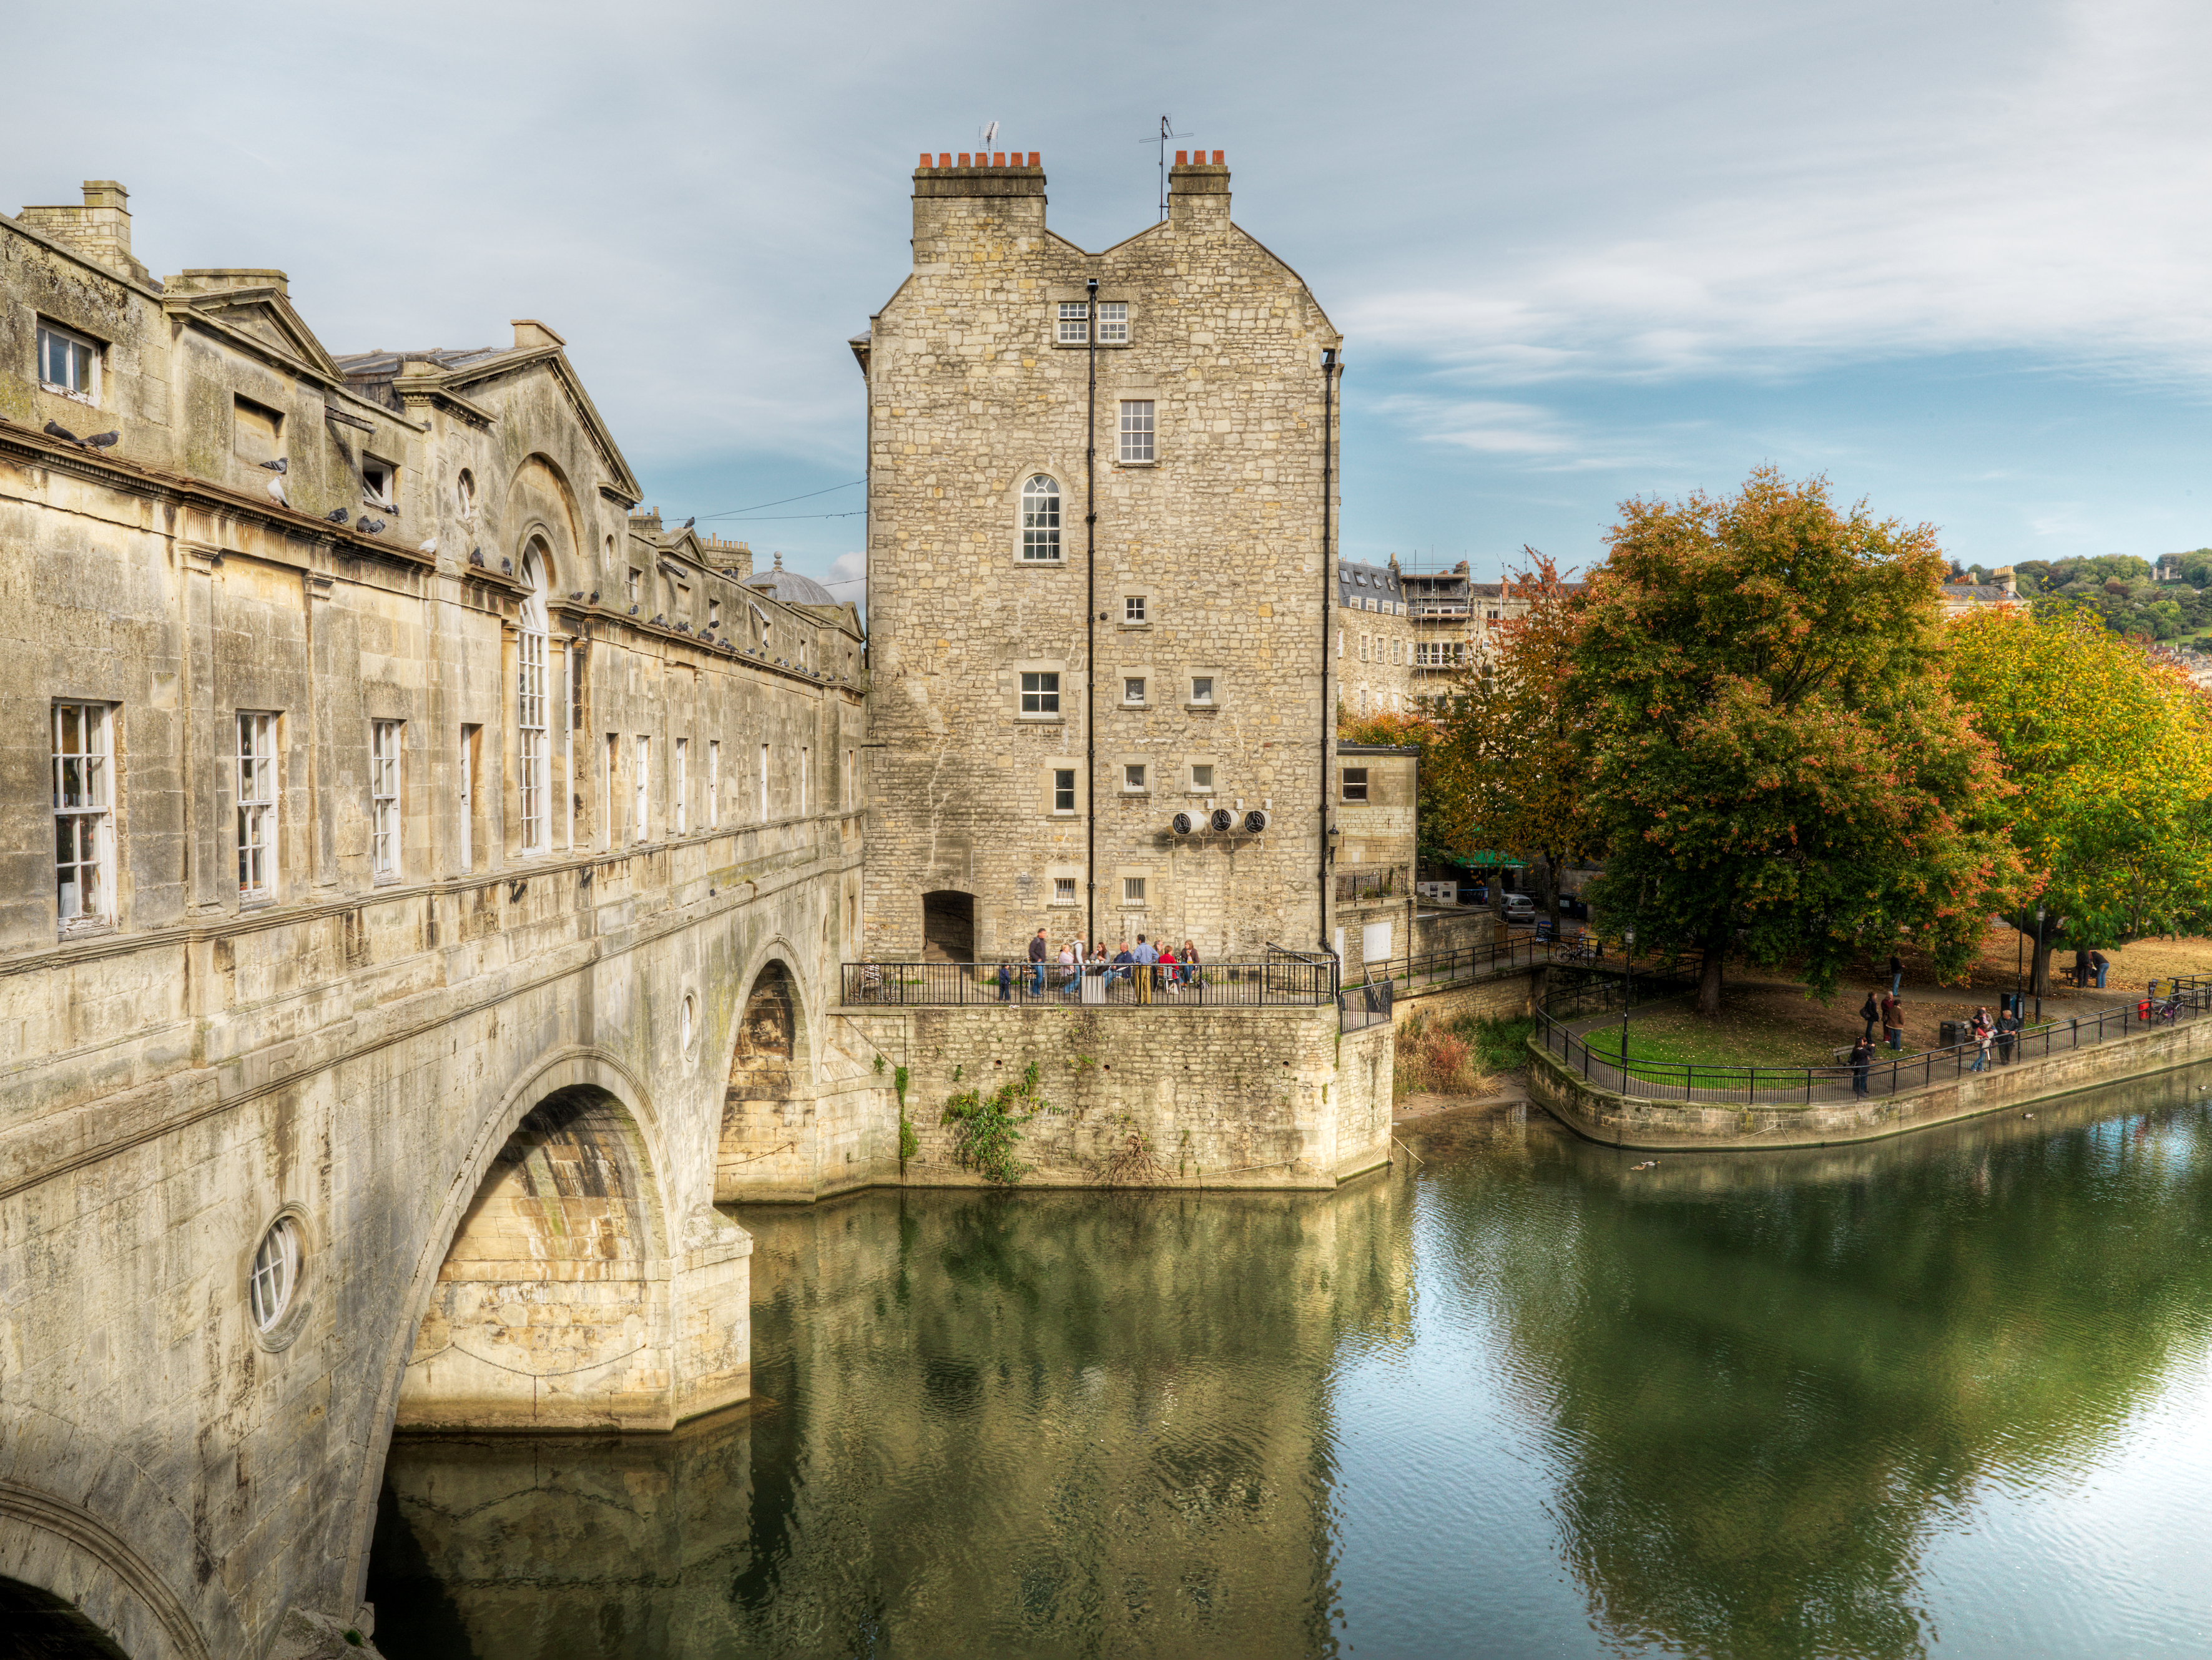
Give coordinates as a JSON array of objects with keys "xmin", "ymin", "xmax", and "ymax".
[{"xmin": 368, "ymin": 1070, "xmax": 2212, "ymax": 1658}]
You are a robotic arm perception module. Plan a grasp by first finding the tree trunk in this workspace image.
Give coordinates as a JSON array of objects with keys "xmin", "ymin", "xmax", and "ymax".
[
  {"xmin": 1541, "ymin": 850, "xmax": 1563, "ymax": 935},
  {"xmin": 1697, "ymin": 919, "xmax": 1728, "ymax": 1017}
]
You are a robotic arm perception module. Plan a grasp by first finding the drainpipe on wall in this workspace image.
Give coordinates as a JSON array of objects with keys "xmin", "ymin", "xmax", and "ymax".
[
  {"xmin": 1086, "ymin": 275, "xmax": 1099, "ymax": 953},
  {"xmin": 1319, "ymin": 347, "xmax": 1339, "ymax": 963}
]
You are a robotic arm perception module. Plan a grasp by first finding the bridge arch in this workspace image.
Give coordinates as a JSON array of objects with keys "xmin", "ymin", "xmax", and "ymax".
[
  {"xmin": 0, "ymin": 1476, "xmax": 216, "ymax": 1660},
  {"xmin": 715, "ymin": 945, "xmax": 820, "ymax": 1201},
  {"xmin": 342, "ymin": 1046, "xmax": 748, "ymax": 1604}
]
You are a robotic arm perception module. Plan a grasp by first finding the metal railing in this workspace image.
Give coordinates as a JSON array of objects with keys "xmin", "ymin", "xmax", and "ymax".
[
  {"xmin": 842, "ymin": 953, "xmax": 1337, "ymax": 1009},
  {"xmin": 1355, "ymin": 934, "xmax": 1583, "ymax": 996},
  {"xmin": 1534, "ymin": 973, "xmax": 2212, "ymax": 1107}
]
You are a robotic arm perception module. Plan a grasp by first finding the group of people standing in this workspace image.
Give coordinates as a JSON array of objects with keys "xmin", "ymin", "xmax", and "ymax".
[{"xmin": 1008, "ymin": 930, "xmax": 1203, "ymax": 1002}]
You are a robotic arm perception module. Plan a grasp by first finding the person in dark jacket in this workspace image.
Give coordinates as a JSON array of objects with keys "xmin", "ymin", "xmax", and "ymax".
[
  {"xmin": 998, "ymin": 960, "xmax": 1012, "ymax": 1002},
  {"xmin": 1028, "ymin": 927, "xmax": 1048, "ymax": 998},
  {"xmin": 2092, "ymin": 950, "xmax": 2109, "ymax": 990},
  {"xmin": 2074, "ymin": 946, "xmax": 2092, "ymax": 988},
  {"xmin": 1881, "ymin": 991, "xmax": 1903, "ymax": 1051},
  {"xmin": 1888, "ymin": 954, "xmax": 1905, "ymax": 996},
  {"xmin": 1849, "ymin": 1034, "xmax": 1874, "ymax": 1098},
  {"xmin": 1859, "ymin": 991, "xmax": 1881, "ymax": 1041}
]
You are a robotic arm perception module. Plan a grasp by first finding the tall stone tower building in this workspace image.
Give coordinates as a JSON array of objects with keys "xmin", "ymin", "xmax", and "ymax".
[{"xmin": 853, "ymin": 149, "xmax": 1344, "ymax": 961}]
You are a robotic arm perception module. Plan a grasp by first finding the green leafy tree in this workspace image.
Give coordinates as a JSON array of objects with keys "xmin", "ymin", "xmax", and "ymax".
[
  {"xmin": 1945, "ymin": 605, "xmax": 2212, "ymax": 993},
  {"xmin": 1576, "ymin": 469, "xmax": 2030, "ymax": 1016}
]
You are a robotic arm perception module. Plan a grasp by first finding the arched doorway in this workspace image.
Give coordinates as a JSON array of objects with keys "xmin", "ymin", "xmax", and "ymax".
[
  {"xmin": 717, "ymin": 962, "xmax": 809, "ymax": 1200},
  {"xmin": 397, "ymin": 1086, "xmax": 668, "ymax": 1431},
  {"xmin": 0, "ymin": 1576, "xmax": 131, "ymax": 1658},
  {"xmin": 921, "ymin": 890, "xmax": 975, "ymax": 962}
]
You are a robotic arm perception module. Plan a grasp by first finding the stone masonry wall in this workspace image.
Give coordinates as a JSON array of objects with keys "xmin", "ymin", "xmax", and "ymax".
[{"xmin": 859, "ymin": 155, "xmax": 1344, "ymax": 964}]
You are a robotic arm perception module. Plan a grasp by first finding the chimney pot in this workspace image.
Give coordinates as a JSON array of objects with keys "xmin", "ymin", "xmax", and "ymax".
[
  {"xmin": 993, "ymin": 151, "xmax": 1006, "ymax": 167},
  {"xmin": 1027, "ymin": 150, "xmax": 1040, "ymax": 165},
  {"xmin": 1175, "ymin": 150, "xmax": 1188, "ymax": 165},
  {"xmin": 1212, "ymin": 149, "xmax": 1224, "ymax": 164},
  {"xmin": 939, "ymin": 152, "xmax": 952, "ymax": 168},
  {"xmin": 958, "ymin": 152, "xmax": 971, "ymax": 165},
  {"xmin": 918, "ymin": 151, "xmax": 931, "ymax": 167}
]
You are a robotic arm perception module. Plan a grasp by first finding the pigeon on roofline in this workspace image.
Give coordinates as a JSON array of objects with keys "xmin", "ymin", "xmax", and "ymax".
[
  {"xmin": 419, "ymin": 538, "xmax": 438, "ymax": 554},
  {"xmin": 327, "ymin": 508, "xmax": 349, "ymax": 524},
  {"xmin": 627, "ymin": 604, "xmax": 639, "ymax": 616},
  {"xmin": 84, "ymin": 431, "xmax": 119, "ymax": 449},
  {"xmin": 268, "ymin": 476, "xmax": 288, "ymax": 506},
  {"xmin": 682, "ymin": 517, "xmax": 695, "ymax": 529},
  {"xmin": 43, "ymin": 419, "xmax": 80, "ymax": 443},
  {"xmin": 357, "ymin": 517, "xmax": 386, "ymax": 534},
  {"xmin": 588, "ymin": 590, "xmax": 599, "ymax": 602},
  {"xmin": 258, "ymin": 456, "xmax": 287, "ymax": 474},
  {"xmin": 499, "ymin": 556, "xmax": 512, "ymax": 572},
  {"xmin": 468, "ymin": 549, "xmax": 485, "ymax": 567},
  {"xmin": 570, "ymin": 589, "xmax": 583, "ymax": 599}
]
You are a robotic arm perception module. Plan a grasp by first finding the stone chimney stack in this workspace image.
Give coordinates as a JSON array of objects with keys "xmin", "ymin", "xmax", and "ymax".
[
  {"xmin": 1167, "ymin": 152, "xmax": 1231, "ymax": 231},
  {"xmin": 700, "ymin": 535, "xmax": 754, "ymax": 577},
  {"xmin": 17, "ymin": 180, "xmax": 154, "ymax": 285},
  {"xmin": 911, "ymin": 150, "xmax": 1046, "ymax": 268}
]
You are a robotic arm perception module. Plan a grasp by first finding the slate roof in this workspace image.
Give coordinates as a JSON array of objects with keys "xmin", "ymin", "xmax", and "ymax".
[{"xmin": 332, "ymin": 347, "xmax": 500, "ymax": 376}]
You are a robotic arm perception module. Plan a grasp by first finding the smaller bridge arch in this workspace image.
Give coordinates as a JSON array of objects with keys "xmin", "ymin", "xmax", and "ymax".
[{"xmin": 715, "ymin": 952, "xmax": 822, "ymax": 1201}]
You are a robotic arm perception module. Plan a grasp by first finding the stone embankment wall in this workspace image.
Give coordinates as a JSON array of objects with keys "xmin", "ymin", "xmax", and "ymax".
[
  {"xmin": 775, "ymin": 1001, "xmax": 1392, "ymax": 1195},
  {"xmin": 1528, "ymin": 1013, "xmax": 2212, "ymax": 1151}
]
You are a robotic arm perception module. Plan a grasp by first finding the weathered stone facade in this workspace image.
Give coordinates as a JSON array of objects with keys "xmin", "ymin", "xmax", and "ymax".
[
  {"xmin": 0, "ymin": 181, "xmax": 865, "ymax": 1654},
  {"xmin": 854, "ymin": 152, "xmax": 1344, "ymax": 963},
  {"xmin": 1333, "ymin": 744, "xmax": 1418, "ymax": 978}
]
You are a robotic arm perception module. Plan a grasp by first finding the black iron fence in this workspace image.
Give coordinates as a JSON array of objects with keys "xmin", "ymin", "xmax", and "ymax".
[
  {"xmin": 1356, "ymin": 934, "xmax": 1580, "ymax": 996},
  {"xmin": 842, "ymin": 953, "xmax": 1337, "ymax": 1009},
  {"xmin": 1535, "ymin": 973, "xmax": 2212, "ymax": 1107}
]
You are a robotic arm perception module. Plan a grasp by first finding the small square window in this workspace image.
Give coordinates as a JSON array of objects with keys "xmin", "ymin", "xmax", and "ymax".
[
  {"xmin": 1123, "ymin": 677, "xmax": 1146, "ymax": 705},
  {"xmin": 1098, "ymin": 302, "xmax": 1129, "ymax": 344},
  {"xmin": 1123, "ymin": 764, "xmax": 1146, "ymax": 792},
  {"xmin": 1053, "ymin": 767, "xmax": 1076, "ymax": 813},
  {"xmin": 361, "ymin": 457, "xmax": 398, "ymax": 509},
  {"xmin": 37, "ymin": 321, "xmax": 100, "ymax": 403},
  {"xmin": 1123, "ymin": 876, "xmax": 1146, "ymax": 905},
  {"xmin": 232, "ymin": 396, "xmax": 283, "ymax": 467},
  {"xmin": 1124, "ymin": 595, "xmax": 1147, "ymax": 624},
  {"xmin": 1053, "ymin": 875, "xmax": 1078, "ymax": 905},
  {"xmin": 1190, "ymin": 676, "xmax": 1214, "ymax": 705},
  {"xmin": 1191, "ymin": 764, "xmax": 1214, "ymax": 792},
  {"xmin": 709, "ymin": 599, "xmax": 720, "ymax": 627},
  {"xmin": 1118, "ymin": 400, "xmax": 1154, "ymax": 463},
  {"xmin": 1057, "ymin": 302, "xmax": 1089, "ymax": 344},
  {"xmin": 1341, "ymin": 766, "xmax": 1370, "ymax": 803},
  {"xmin": 1021, "ymin": 671, "xmax": 1061, "ymax": 715}
]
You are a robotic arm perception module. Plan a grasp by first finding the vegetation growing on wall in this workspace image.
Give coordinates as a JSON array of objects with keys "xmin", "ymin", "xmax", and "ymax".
[{"xmin": 941, "ymin": 1061, "xmax": 1054, "ymax": 1185}]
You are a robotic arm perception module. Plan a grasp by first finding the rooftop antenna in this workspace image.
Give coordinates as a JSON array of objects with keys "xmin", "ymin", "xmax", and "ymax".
[
  {"xmin": 979, "ymin": 120, "xmax": 999, "ymax": 151},
  {"xmin": 1138, "ymin": 115, "xmax": 1196, "ymax": 222}
]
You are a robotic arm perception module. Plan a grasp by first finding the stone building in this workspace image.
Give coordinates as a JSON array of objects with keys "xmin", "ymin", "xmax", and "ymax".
[
  {"xmin": 852, "ymin": 150, "xmax": 1345, "ymax": 963},
  {"xmin": 0, "ymin": 180, "xmax": 868, "ymax": 1654}
]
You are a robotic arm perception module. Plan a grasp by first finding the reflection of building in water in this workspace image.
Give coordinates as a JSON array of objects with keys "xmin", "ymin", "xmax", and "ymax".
[
  {"xmin": 1417, "ymin": 1071, "xmax": 2212, "ymax": 1660},
  {"xmin": 371, "ymin": 1177, "xmax": 1408, "ymax": 1656}
]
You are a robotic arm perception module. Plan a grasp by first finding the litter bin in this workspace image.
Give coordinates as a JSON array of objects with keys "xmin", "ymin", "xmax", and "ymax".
[{"xmin": 1939, "ymin": 1019, "xmax": 1967, "ymax": 1049}]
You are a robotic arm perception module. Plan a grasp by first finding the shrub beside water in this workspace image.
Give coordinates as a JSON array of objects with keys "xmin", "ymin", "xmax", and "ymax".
[{"xmin": 1394, "ymin": 1011, "xmax": 1539, "ymax": 1098}]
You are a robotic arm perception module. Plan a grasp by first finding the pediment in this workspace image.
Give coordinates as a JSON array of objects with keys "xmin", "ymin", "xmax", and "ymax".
[{"xmin": 171, "ymin": 289, "xmax": 343, "ymax": 380}]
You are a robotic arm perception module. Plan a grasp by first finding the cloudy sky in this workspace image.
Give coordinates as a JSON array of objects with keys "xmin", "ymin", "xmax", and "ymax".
[{"xmin": 17, "ymin": 0, "xmax": 2212, "ymax": 593}]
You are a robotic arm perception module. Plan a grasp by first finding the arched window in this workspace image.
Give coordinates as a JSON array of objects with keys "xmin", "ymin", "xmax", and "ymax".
[
  {"xmin": 456, "ymin": 469, "xmax": 476, "ymax": 517},
  {"xmin": 518, "ymin": 543, "xmax": 549, "ymax": 852},
  {"xmin": 1020, "ymin": 475, "xmax": 1061, "ymax": 562}
]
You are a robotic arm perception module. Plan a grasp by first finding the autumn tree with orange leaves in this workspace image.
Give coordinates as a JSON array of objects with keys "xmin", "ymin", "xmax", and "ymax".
[
  {"xmin": 1575, "ymin": 469, "xmax": 2032, "ymax": 1016},
  {"xmin": 1433, "ymin": 550, "xmax": 1595, "ymax": 936}
]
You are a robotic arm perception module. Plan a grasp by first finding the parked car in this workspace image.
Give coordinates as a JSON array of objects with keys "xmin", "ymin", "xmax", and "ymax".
[{"xmin": 1502, "ymin": 893, "xmax": 1537, "ymax": 922}]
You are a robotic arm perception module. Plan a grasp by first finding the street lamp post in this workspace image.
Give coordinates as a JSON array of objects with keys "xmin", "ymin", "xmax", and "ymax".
[
  {"xmin": 1621, "ymin": 926, "xmax": 1636, "ymax": 1077},
  {"xmin": 2033, "ymin": 907, "xmax": 2045, "ymax": 1023}
]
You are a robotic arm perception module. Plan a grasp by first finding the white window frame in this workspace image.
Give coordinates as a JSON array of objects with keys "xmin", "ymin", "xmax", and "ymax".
[
  {"xmin": 1342, "ymin": 766, "xmax": 1370, "ymax": 803},
  {"xmin": 1189, "ymin": 675, "xmax": 1214, "ymax": 706},
  {"xmin": 634, "ymin": 735, "xmax": 650, "ymax": 842},
  {"xmin": 1191, "ymin": 763, "xmax": 1215, "ymax": 793},
  {"xmin": 237, "ymin": 711, "xmax": 278, "ymax": 900},
  {"xmin": 674, "ymin": 737, "xmax": 688, "ymax": 835},
  {"xmin": 36, "ymin": 319, "xmax": 101, "ymax": 404},
  {"xmin": 249, "ymin": 1218, "xmax": 301, "ymax": 1333},
  {"xmin": 1053, "ymin": 767, "xmax": 1077, "ymax": 814},
  {"xmin": 1020, "ymin": 475, "xmax": 1062, "ymax": 562},
  {"xmin": 1123, "ymin": 676, "xmax": 1146, "ymax": 707},
  {"xmin": 517, "ymin": 556, "xmax": 549, "ymax": 853},
  {"xmin": 1096, "ymin": 302, "xmax": 1129, "ymax": 345},
  {"xmin": 361, "ymin": 455, "xmax": 399, "ymax": 512},
  {"xmin": 370, "ymin": 720, "xmax": 401, "ymax": 880},
  {"xmin": 1021, "ymin": 671, "xmax": 1061, "ymax": 716},
  {"xmin": 1056, "ymin": 301, "xmax": 1089, "ymax": 345},
  {"xmin": 1123, "ymin": 762, "xmax": 1147, "ymax": 793},
  {"xmin": 1124, "ymin": 594, "xmax": 1148, "ymax": 625},
  {"xmin": 52, "ymin": 701, "xmax": 114, "ymax": 926},
  {"xmin": 1053, "ymin": 875, "xmax": 1079, "ymax": 906},
  {"xmin": 1123, "ymin": 876, "xmax": 1147, "ymax": 906},
  {"xmin": 709, "ymin": 740, "xmax": 720, "ymax": 828},
  {"xmin": 1118, "ymin": 399, "xmax": 1154, "ymax": 463}
]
